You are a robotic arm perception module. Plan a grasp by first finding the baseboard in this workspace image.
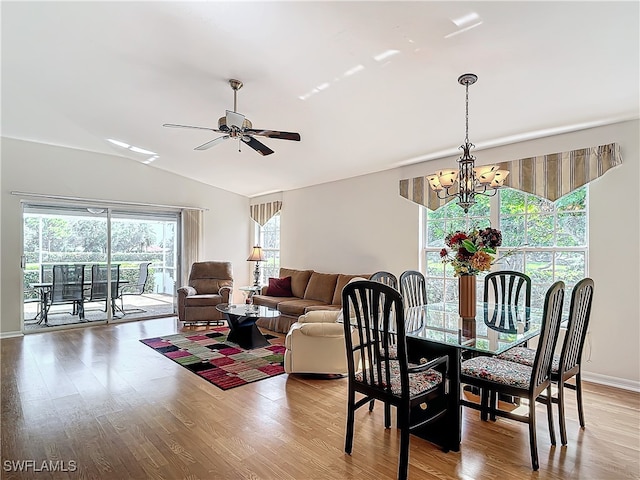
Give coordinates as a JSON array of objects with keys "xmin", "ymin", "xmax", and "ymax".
[
  {"xmin": 583, "ymin": 371, "xmax": 640, "ymax": 393},
  {"xmin": 0, "ymin": 330, "xmax": 24, "ymax": 339}
]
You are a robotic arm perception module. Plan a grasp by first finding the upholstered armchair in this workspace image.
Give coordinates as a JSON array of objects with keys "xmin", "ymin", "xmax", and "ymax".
[
  {"xmin": 177, "ymin": 261, "xmax": 233, "ymax": 325},
  {"xmin": 284, "ymin": 310, "xmax": 357, "ymax": 375}
]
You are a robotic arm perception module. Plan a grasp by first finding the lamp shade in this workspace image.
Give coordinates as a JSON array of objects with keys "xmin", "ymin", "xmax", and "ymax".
[{"xmin": 247, "ymin": 246, "xmax": 265, "ymax": 262}]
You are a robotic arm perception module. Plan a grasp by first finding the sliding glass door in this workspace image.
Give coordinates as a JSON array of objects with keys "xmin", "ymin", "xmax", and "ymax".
[{"xmin": 22, "ymin": 203, "xmax": 179, "ymax": 332}]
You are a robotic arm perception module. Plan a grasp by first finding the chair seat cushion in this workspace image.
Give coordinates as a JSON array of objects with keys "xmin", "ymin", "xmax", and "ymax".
[
  {"xmin": 496, "ymin": 347, "xmax": 561, "ymax": 374},
  {"xmin": 184, "ymin": 294, "xmax": 223, "ymax": 307},
  {"xmin": 355, "ymin": 361, "xmax": 442, "ymax": 397},
  {"xmin": 461, "ymin": 356, "xmax": 532, "ymax": 389}
]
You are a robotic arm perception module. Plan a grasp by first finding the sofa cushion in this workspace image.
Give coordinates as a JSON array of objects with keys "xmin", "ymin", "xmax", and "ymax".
[
  {"xmin": 266, "ymin": 276, "xmax": 293, "ymax": 297},
  {"xmin": 280, "ymin": 268, "xmax": 314, "ymax": 298},
  {"xmin": 252, "ymin": 295, "xmax": 296, "ymax": 309},
  {"xmin": 184, "ymin": 294, "xmax": 223, "ymax": 307},
  {"xmin": 304, "ymin": 272, "xmax": 339, "ymax": 304},
  {"xmin": 277, "ymin": 299, "xmax": 329, "ymax": 317},
  {"xmin": 331, "ymin": 274, "xmax": 371, "ymax": 306}
]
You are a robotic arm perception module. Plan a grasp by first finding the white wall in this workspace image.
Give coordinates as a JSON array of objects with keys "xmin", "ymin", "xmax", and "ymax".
[
  {"xmin": 1, "ymin": 138, "xmax": 252, "ymax": 336},
  {"xmin": 280, "ymin": 120, "xmax": 640, "ymax": 389}
]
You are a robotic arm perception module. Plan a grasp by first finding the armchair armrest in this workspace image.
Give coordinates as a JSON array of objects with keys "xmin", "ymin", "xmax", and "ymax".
[
  {"xmin": 178, "ymin": 286, "xmax": 197, "ymax": 297},
  {"xmin": 219, "ymin": 285, "xmax": 232, "ymax": 303},
  {"xmin": 298, "ymin": 310, "xmax": 341, "ymax": 324}
]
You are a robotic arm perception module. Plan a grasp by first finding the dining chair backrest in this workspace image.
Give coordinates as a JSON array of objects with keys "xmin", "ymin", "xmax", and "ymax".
[
  {"xmin": 51, "ymin": 264, "xmax": 85, "ymax": 304},
  {"xmin": 531, "ymin": 281, "xmax": 565, "ymax": 392},
  {"xmin": 342, "ymin": 280, "xmax": 408, "ymax": 395},
  {"xmin": 399, "ymin": 270, "xmax": 427, "ymax": 308},
  {"xmin": 89, "ymin": 264, "xmax": 120, "ymax": 302},
  {"xmin": 559, "ymin": 278, "xmax": 594, "ymax": 376},
  {"xmin": 369, "ymin": 271, "xmax": 398, "ymax": 290},
  {"xmin": 484, "ymin": 270, "xmax": 531, "ymax": 308}
]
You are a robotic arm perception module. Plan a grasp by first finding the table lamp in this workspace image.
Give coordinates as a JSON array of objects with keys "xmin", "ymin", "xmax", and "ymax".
[{"xmin": 247, "ymin": 246, "xmax": 265, "ymax": 287}]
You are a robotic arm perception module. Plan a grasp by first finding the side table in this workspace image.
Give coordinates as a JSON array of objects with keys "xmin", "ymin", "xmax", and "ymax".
[{"xmin": 239, "ymin": 285, "xmax": 262, "ymax": 303}]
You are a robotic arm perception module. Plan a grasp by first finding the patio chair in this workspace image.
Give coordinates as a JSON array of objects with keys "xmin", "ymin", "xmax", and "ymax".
[
  {"xmin": 86, "ymin": 264, "xmax": 121, "ymax": 316},
  {"xmin": 118, "ymin": 262, "xmax": 152, "ymax": 313},
  {"xmin": 45, "ymin": 264, "xmax": 86, "ymax": 324}
]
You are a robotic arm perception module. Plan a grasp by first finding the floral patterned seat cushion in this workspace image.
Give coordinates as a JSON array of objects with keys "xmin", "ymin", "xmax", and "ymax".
[
  {"xmin": 461, "ymin": 356, "xmax": 533, "ymax": 389},
  {"xmin": 355, "ymin": 361, "xmax": 443, "ymax": 397},
  {"xmin": 496, "ymin": 347, "xmax": 561, "ymax": 374}
]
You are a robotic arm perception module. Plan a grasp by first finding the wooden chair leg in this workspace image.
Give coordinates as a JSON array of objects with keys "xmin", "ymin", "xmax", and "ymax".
[
  {"xmin": 489, "ymin": 390, "xmax": 497, "ymax": 421},
  {"xmin": 480, "ymin": 388, "xmax": 489, "ymax": 421},
  {"xmin": 384, "ymin": 402, "xmax": 391, "ymax": 429},
  {"xmin": 397, "ymin": 407, "xmax": 410, "ymax": 480},
  {"xmin": 546, "ymin": 385, "xmax": 556, "ymax": 446},
  {"xmin": 576, "ymin": 373, "xmax": 586, "ymax": 428},
  {"xmin": 369, "ymin": 399, "xmax": 375, "ymax": 412},
  {"xmin": 345, "ymin": 389, "xmax": 356, "ymax": 454},
  {"xmin": 558, "ymin": 380, "xmax": 568, "ymax": 445},
  {"xmin": 528, "ymin": 399, "xmax": 539, "ymax": 471}
]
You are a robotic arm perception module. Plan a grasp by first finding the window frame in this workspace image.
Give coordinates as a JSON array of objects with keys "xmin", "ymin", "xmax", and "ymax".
[
  {"xmin": 422, "ymin": 187, "xmax": 589, "ymax": 309},
  {"xmin": 254, "ymin": 213, "xmax": 280, "ymax": 285}
]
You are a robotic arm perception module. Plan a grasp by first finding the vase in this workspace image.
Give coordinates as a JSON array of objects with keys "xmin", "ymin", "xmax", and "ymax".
[{"xmin": 458, "ymin": 274, "xmax": 477, "ymax": 320}]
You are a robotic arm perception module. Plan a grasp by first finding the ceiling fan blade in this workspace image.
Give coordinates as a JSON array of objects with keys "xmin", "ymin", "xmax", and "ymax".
[
  {"xmin": 194, "ymin": 135, "xmax": 229, "ymax": 150},
  {"xmin": 226, "ymin": 110, "xmax": 245, "ymax": 129},
  {"xmin": 244, "ymin": 128, "xmax": 301, "ymax": 141},
  {"xmin": 241, "ymin": 136, "xmax": 274, "ymax": 156},
  {"xmin": 163, "ymin": 123, "xmax": 218, "ymax": 132}
]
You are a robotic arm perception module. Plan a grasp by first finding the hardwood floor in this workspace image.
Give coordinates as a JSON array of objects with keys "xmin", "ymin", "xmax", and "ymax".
[{"xmin": 1, "ymin": 317, "xmax": 638, "ymax": 479}]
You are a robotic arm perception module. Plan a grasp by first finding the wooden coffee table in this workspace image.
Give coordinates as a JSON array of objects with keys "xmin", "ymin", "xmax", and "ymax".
[{"xmin": 215, "ymin": 303, "xmax": 279, "ymax": 349}]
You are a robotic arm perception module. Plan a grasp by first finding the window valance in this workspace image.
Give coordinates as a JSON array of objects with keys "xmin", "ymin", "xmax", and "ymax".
[
  {"xmin": 399, "ymin": 142, "xmax": 623, "ymax": 210},
  {"xmin": 250, "ymin": 201, "xmax": 282, "ymax": 226}
]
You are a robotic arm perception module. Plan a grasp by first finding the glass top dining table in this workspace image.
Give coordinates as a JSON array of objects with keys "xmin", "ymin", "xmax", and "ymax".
[{"xmin": 405, "ymin": 301, "xmax": 543, "ymax": 356}]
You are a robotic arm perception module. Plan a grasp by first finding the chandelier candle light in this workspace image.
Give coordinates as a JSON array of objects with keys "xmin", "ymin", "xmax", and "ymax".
[
  {"xmin": 247, "ymin": 246, "xmax": 265, "ymax": 287},
  {"xmin": 426, "ymin": 73, "xmax": 509, "ymax": 213}
]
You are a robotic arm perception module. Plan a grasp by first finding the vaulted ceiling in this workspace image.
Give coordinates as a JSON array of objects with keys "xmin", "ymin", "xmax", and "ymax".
[{"xmin": 2, "ymin": 2, "xmax": 638, "ymax": 197}]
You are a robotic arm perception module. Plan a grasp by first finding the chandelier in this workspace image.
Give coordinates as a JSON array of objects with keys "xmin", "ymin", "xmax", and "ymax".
[{"xmin": 426, "ymin": 73, "xmax": 509, "ymax": 213}]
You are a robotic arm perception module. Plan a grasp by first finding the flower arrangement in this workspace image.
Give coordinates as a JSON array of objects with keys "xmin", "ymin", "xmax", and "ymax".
[{"xmin": 440, "ymin": 227, "xmax": 503, "ymax": 276}]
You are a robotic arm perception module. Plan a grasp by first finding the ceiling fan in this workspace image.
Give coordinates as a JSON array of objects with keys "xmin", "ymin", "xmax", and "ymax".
[{"xmin": 163, "ymin": 79, "xmax": 301, "ymax": 156}]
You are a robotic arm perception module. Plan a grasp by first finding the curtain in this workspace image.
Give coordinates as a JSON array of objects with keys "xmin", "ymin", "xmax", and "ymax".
[
  {"xmin": 181, "ymin": 209, "xmax": 203, "ymax": 285},
  {"xmin": 399, "ymin": 142, "xmax": 623, "ymax": 210},
  {"xmin": 250, "ymin": 201, "xmax": 282, "ymax": 226}
]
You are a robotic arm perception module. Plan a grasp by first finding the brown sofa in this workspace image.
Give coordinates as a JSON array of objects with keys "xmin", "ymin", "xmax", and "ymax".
[{"xmin": 253, "ymin": 267, "xmax": 370, "ymax": 333}]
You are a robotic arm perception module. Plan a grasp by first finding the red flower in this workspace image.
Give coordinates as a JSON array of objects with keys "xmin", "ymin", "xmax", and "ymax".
[
  {"xmin": 446, "ymin": 232, "xmax": 468, "ymax": 247},
  {"xmin": 440, "ymin": 248, "xmax": 448, "ymax": 258}
]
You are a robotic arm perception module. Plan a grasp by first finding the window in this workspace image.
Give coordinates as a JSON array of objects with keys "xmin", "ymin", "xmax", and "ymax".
[
  {"xmin": 423, "ymin": 187, "xmax": 588, "ymax": 310},
  {"xmin": 255, "ymin": 213, "xmax": 280, "ymax": 284}
]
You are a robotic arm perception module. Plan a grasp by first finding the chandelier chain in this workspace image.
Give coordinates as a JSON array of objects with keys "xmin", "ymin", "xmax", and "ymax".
[{"xmin": 464, "ymin": 82, "xmax": 470, "ymax": 145}]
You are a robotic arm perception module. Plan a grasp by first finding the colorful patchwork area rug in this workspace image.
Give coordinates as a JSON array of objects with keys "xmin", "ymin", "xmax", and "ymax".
[{"xmin": 140, "ymin": 327, "xmax": 285, "ymax": 390}]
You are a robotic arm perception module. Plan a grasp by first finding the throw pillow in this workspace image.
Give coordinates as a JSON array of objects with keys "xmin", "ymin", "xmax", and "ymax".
[{"xmin": 266, "ymin": 276, "xmax": 293, "ymax": 297}]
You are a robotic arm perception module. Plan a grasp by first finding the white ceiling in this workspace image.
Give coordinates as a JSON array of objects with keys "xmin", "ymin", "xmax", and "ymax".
[{"xmin": 2, "ymin": 1, "xmax": 638, "ymax": 198}]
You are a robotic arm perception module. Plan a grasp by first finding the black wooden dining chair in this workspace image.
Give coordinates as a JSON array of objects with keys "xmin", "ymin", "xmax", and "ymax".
[
  {"xmin": 460, "ymin": 281, "xmax": 565, "ymax": 470},
  {"xmin": 342, "ymin": 280, "xmax": 449, "ymax": 480},
  {"xmin": 497, "ymin": 277, "xmax": 594, "ymax": 445},
  {"xmin": 484, "ymin": 270, "xmax": 531, "ymax": 332},
  {"xmin": 399, "ymin": 270, "xmax": 427, "ymax": 308},
  {"xmin": 370, "ymin": 270, "xmax": 398, "ymax": 290}
]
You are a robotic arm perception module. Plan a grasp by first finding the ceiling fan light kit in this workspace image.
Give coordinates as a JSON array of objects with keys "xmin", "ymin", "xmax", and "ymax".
[
  {"xmin": 426, "ymin": 73, "xmax": 509, "ymax": 213},
  {"xmin": 163, "ymin": 79, "xmax": 300, "ymax": 156}
]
